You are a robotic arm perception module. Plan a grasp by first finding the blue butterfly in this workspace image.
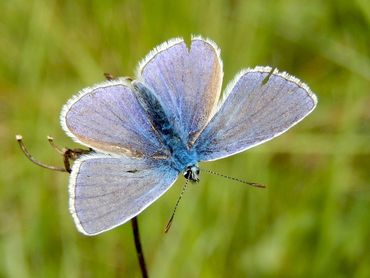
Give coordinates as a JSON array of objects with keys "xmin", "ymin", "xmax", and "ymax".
[{"xmin": 61, "ymin": 36, "xmax": 317, "ymax": 235}]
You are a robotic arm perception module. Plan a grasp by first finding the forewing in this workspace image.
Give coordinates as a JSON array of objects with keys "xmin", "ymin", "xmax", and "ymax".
[
  {"xmin": 70, "ymin": 154, "xmax": 179, "ymax": 235},
  {"xmin": 61, "ymin": 79, "xmax": 167, "ymax": 158},
  {"xmin": 136, "ymin": 36, "xmax": 223, "ymax": 144},
  {"xmin": 194, "ymin": 67, "xmax": 318, "ymax": 161}
]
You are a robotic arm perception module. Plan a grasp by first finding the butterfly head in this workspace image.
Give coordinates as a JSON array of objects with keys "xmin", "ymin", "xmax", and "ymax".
[{"xmin": 183, "ymin": 165, "xmax": 200, "ymax": 183}]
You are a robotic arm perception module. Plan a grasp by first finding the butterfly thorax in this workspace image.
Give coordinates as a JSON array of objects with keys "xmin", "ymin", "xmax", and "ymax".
[
  {"xmin": 132, "ymin": 81, "xmax": 199, "ymax": 172},
  {"xmin": 170, "ymin": 144, "xmax": 198, "ymax": 172}
]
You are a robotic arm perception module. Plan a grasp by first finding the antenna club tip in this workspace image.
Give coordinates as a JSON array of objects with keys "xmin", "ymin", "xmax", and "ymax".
[
  {"xmin": 164, "ymin": 223, "xmax": 172, "ymax": 234},
  {"xmin": 164, "ymin": 216, "xmax": 174, "ymax": 233},
  {"xmin": 250, "ymin": 183, "xmax": 266, "ymax": 188},
  {"xmin": 16, "ymin": 135, "xmax": 23, "ymax": 141},
  {"xmin": 47, "ymin": 135, "xmax": 54, "ymax": 140}
]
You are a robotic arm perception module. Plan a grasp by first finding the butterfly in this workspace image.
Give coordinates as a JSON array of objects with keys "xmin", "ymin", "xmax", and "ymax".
[{"xmin": 61, "ymin": 36, "xmax": 317, "ymax": 235}]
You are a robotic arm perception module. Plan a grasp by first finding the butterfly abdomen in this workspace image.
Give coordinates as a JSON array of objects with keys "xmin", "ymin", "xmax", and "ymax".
[
  {"xmin": 132, "ymin": 81, "xmax": 198, "ymax": 171},
  {"xmin": 132, "ymin": 81, "xmax": 175, "ymax": 137}
]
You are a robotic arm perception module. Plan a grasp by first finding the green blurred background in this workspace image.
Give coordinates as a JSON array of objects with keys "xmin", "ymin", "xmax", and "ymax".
[{"xmin": 1, "ymin": 0, "xmax": 369, "ymax": 277}]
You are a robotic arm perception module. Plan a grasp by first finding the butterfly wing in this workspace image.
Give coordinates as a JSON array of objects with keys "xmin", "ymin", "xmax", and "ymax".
[
  {"xmin": 69, "ymin": 154, "xmax": 179, "ymax": 235},
  {"xmin": 136, "ymin": 36, "xmax": 223, "ymax": 144},
  {"xmin": 194, "ymin": 67, "xmax": 318, "ymax": 161},
  {"xmin": 60, "ymin": 79, "xmax": 167, "ymax": 158}
]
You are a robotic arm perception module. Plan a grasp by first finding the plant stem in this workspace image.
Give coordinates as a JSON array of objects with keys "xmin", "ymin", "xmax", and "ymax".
[{"xmin": 131, "ymin": 217, "xmax": 149, "ymax": 278}]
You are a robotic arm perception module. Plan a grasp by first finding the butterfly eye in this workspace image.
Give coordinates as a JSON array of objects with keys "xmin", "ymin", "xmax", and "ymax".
[{"xmin": 183, "ymin": 168, "xmax": 192, "ymax": 180}]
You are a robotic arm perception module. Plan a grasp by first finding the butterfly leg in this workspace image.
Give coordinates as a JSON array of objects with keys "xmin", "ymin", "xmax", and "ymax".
[{"xmin": 16, "ymin": 135, "xmax": 68, "ymax": 172}]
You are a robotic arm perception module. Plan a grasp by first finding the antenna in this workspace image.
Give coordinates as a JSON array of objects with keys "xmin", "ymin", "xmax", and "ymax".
[
  {"xmin": 199, "ymin": 167, "xmax": 266, "ymax": 188},
  {"xmin": 164, "ymin": 179, "xmax": 190, "ymax": 233}
]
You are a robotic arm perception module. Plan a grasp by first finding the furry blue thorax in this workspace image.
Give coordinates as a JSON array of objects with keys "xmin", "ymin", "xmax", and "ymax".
[{"xmin": 132, "ymin": 81, "xmax": 198, "ymax": 172}]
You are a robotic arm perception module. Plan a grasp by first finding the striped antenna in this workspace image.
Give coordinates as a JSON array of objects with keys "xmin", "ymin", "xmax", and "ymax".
[
  {"xmin": 200, "ymin": 167, "xmax": 266, "ymax": 188},
  {"xmin": 164, "ymin": 179, "xmax": 190, "ymax": 233}
]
